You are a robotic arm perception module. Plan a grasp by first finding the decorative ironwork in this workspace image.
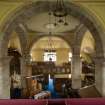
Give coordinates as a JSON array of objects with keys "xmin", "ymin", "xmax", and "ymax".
[{"xmin": 53, "ymin": 0, "xmax": 69, "ymax": 26}]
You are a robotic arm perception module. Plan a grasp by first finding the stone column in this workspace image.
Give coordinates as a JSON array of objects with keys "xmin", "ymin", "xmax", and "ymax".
[
  {"xmin": 20, "ymin": 57, "xmax": 27, "ymax": 89},
  {"xmin": 0, "ymin": 56, "xmax": 12, "ymax": 99},
  {"xmin": 20, "ymin": 56, "xmax": 32, "ymax": 89},
  {"xmin": 26, "ymin": 64, "xmax": 32, "ymax": 77},
  {"xmin": 71, "ymin": 54, "xmax": 82, "ymax": 89},
  {"xmin": 101, "ymin": 61, "xmax": 105, "ymax": 97},
  {"xmin": 95, "ymin": 57, "xmax": 105, "ymax": 96},
  {"xmin": 71, "ymin": 45, "xmax": 82, "ymax": 89}
]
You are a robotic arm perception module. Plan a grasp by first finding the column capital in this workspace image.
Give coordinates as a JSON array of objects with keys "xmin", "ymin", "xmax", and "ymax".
[
  {"xmin": 72, "ymin": 44, "xmax": 80, "ymax": 56},
  {"xmin": 20, "ymin": 55, "xmax": 31, "ymax": 65}
]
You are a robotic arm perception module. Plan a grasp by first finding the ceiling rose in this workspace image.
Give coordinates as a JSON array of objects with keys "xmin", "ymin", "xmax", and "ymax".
[{"xmin": 45, "ymin": 23, "xmax": 57, "ymax": 29}]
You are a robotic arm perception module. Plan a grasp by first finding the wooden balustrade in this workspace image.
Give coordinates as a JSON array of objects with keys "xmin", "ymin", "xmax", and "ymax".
[{"xmin": 32, "ymin": 62, "xmax": 71, "ymax": 75}]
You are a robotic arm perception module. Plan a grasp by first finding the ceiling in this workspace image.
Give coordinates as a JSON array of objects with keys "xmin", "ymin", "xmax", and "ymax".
[{"xmin": 26, "ymin": 12, "xmax": 80, "ymax": 33}]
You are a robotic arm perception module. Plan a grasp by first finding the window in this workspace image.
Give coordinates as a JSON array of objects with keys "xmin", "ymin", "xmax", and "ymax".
[
  {"xmin": 69, "ymin": 52, "xmax": 72, "ymax": 61},
  {"xmin": 44, "ymin": 51, "xmax": 56, "ymax": 62}
]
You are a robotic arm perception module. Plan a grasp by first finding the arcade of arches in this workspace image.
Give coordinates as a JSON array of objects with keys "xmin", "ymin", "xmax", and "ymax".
[{"xmin": 0, "ymin": 0, "xmax": 105, "ymax": 99}]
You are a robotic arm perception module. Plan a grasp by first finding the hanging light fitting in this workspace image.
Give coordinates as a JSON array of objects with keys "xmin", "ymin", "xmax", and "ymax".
[{"xmin": 53, "ymin": 0, "xmax": 69, "ymax": 26}]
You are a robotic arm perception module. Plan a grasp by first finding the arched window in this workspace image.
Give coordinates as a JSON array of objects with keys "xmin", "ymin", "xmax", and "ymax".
[{"xmin": 44, "ymin": 51, "xmax": 56, "ymax": 62}]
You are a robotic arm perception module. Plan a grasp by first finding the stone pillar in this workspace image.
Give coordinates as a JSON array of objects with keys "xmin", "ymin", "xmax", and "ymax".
[
  {"xmin": 101, "ymin": 61, "xmax": 105, "ymax": 97},
  {"xmin": 20, "ymin": 57, "xmax": 27, "ymax": 89},
  {"xmin": 95, "ymin": 57, "xmax": 105, "ymax": 96},
  {"xmin": 26, "ymin": 64, "xmax": 32, "ymax": 77},
  {"xmin": 71, "ymin": 44, "xmax": 82, "ymax": 89},
  {"xmin": 0, "ymin": 56, "xmax": 12, "ymax": 99},
  {"xmin": 71, "ymin": 54, "xmax": 82, "ymax": 89},
  {"xmin": 20, "ymin": 56, "xmax": 32, "ymax": 89}
]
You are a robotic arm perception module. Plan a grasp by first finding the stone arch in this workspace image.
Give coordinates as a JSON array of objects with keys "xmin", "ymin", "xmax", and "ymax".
[
  {"xmin": 70, "ymin": 5, "xmax": 104, "ymax": 57},
  {"xmin": 70, "ymin": 24, "xmax": 88, "ymax": 57},
  {"xmin": 0, "ymin": 1, "xmax": 104, "ymax": 58},
  {"xmin": 75, "ymin": 24, "xmax": 87, "ymax": 45},
  {"xmin": 28, "ymin": 35, "xmax": 73, "ymax": 55},
  {"xmin": 0, "ymin": 1, "xmax": 104, "ymax": 57},
  {"xmin": 0, "ymin": 23, "xmax": 27, "ymax": 57},
  {"xmin": 0, "ymin": 1, "xmax": 104, "ymax": 98},
  {"xmin": 15, "ymin": 24, "xmax": 28, "ymax": 55}
]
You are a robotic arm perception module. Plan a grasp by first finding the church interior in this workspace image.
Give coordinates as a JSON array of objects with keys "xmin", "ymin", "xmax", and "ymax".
[{"xmin": 0, "ymin": 0, "xmax": 105, "ymax": 103}]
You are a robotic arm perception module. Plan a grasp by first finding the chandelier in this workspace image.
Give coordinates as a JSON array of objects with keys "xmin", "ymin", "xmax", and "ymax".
[
  {"xmin": 45, "ymin": 11, "xmax": 55, "ymax": 53},
  {"xmin": 52, "ymin": 0, "xmax": 69, "ymax": 26},
  {"xmin": 47, "ymin": 32, "xmax": 55, "ymax": 52}
]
